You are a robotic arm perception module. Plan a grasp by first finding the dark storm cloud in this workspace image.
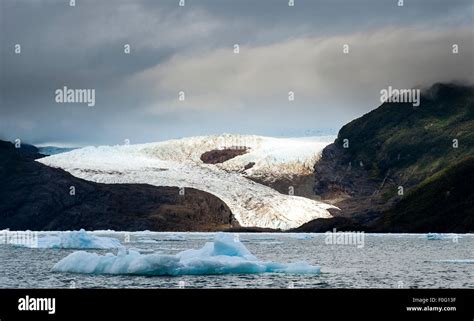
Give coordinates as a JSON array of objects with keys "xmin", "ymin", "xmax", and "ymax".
[{"xmin": 0, "ymin": 0, "xmax": 473, "ymax": 145}]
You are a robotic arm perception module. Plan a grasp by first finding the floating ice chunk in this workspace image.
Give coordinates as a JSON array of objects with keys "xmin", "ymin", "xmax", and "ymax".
[
  {"xmin": 128, "ymin": 247, "xmax": 157, "ymax": 254},
  {"xmin": 258, "ymin": 241, "xmax": 284, "ymax": 245},
  {"xmin": 446, "ymin": 234, "xmax": 463, "ymax": 241},
  {"xmin": 246, "ymin": 236, "xmax": 277, "ymax": 241},
  {"xmin": 426, "ymin": 233, "xmax": 444, "ymax": 240},
  {"xmin": 290, "ymin": 233, "xmax": 313, "ymax": 240},
  {"xmin": 163, "ymin": 235, "xmax": 186, "ymax": 242},
  {"xmin": 137, "ymin": 238, "xmax": 159, "ymax": 244},
  {"xmin": 25, "ymin": 229, "xmax": 122, "ymax": 249},
  {"xmin": 431, "ymin": 259, "xmax": 474, "ymax": 264},
  {"xmin": 53, "ymin": 233, "xmax": 320, "ymax": 276},
  {"xmin": 90, "ymin": 229, "xmax": 117, "ymax": 233}
]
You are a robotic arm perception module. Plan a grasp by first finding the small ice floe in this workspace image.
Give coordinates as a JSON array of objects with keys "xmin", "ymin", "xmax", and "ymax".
[
  {"xmin": 162, "ymin": 234, "xmax": 186, "ymax": 242},
  {"xmin": 136, "ymin": 238, "xmax": 160, "ymax": 244},
  {"xmin": 446, "ymin": 234, "xmax": 463, "ymax": 242},
  {"xmin": 241, "ymin": 238, "xmax": 283, "ymax": 245},
  {"xmin": 90, "ymin": 229, "xmax": 117, "ymax": 233},
  {"xmin": 259, "ymin": 241, "xmax": 284, "ymax": 245},
  {"xmin": 431, "ymin": 259, "xmax": 474, "ymax": 264},
  {"xmin": 251, "ymin": 237, "xmax": 278, "ymax": 241},
  {"xmin": 52, "ymin": 233, "xmax": 320, "ymax": 276},
  {"xmin": 426, "ymin": 233, "xmax": 444, "ymax": 240},
  {"xmin": 127, "ymin": 247, "xmax": 157, "ymax": 254},
  {"xmin": 23, "ymin": 229, "xmax": 122, "ymax": 249},
  {"xmin": 290, "ymin": 233, "xmax": 313, "ymax": 240}
]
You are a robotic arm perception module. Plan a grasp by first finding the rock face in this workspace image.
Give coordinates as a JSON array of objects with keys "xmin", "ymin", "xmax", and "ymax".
[
  {"xmin": 200, "ymin": 148, "xmax": 248, "ymax": 164},
  {"xmin": 0, "ymin": 140, "xmax": 238, "ymax": 231},
  {"xmin": 296, "ymin": 83, "xmax": 474, "ymax": 233}
]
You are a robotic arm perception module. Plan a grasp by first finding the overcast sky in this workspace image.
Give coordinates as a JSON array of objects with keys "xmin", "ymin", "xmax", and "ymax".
[{"xmin": 1, "ymin": 0, "xmax": 473, "ymax": 146}]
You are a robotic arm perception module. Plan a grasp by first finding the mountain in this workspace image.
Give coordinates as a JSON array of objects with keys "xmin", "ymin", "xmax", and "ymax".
[
  {"xmin": 374, "ymin": 155, "xmax": 474, "ymax": 232},
  {"xmin": 3, "ymin": 83, "xmax": 471, "ymax": 233},
  {"xmin": 297, "ymin": 83, "xmax": 474, "ymax": 232},
  {"xmin": 0, "ymin": 140, "xmax": 237, "ymax": 231}
]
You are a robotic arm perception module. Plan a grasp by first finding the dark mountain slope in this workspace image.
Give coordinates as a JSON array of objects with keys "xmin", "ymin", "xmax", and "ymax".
[{"xmin": 373, "ymin": 156, "xmax": 474, "ymax": 232}]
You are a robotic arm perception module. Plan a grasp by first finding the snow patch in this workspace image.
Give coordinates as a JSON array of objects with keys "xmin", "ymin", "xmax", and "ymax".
[{"xmin": 53, "ymin": 233, "xmax": 320, "ymax": 275}]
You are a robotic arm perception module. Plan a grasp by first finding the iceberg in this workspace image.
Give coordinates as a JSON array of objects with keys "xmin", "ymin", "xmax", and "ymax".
[
  {"xmin": 426, "ymin": 233, "xmax": 444, "ymax": 240},
  {"xmin": 290, "ymin": 233, "xmax": 313, "ymax": 240},
  {"xmin": 53, "ymin": 233, "xmax": 320, "ymax": 276},
  {"xmin": 24, "ymin": 229, "xmax": 122, "ymax": 249}
]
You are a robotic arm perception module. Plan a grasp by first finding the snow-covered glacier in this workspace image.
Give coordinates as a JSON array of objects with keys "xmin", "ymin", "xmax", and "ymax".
[
  {"xmin": 53, "ymin": 233, "xmax": 321, "ymax": 275},
  {"xmin": 38, "ymin": 134, "xmax": 337, "ymax": 230}
]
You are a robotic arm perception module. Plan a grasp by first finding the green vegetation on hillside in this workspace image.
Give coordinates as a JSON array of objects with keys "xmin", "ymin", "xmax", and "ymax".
[
  {"xmin": 374, "ymin": 155, "xmax": 474, "ymax": 232},
  {"xmin": 335, "ymin": 83, "xmax": 474, "ymax": 186},
  {"xmin": 307, "ymin": 83, "xmax": 474, "ymax": 232}
]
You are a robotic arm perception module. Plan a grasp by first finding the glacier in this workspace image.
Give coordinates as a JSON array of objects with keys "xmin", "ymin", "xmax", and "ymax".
[
  {"xmin": 37, "ymin": 134, "xmax": 337, "ymax": 230},
  {"xmin": 23, "ymin": 229, "xmax": 122, "ymax": 249},
  {"xmin": 52, "ymin": 233, "xmax": 321, "ymax": 276}
]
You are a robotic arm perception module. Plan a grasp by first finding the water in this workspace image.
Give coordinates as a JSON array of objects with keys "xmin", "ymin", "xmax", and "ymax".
[
  {"xmin": 37, "ymin": 146, "xmax": 77, "ymax": 156},
  {"xmin": 0, "ymin": 232, "xmax": 472, "ymax": 288}
]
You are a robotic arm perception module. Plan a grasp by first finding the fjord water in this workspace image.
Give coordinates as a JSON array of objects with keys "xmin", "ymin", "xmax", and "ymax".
[{"xmin": 0, "ymin": 233, "xmax": 472, "ymax": 288}]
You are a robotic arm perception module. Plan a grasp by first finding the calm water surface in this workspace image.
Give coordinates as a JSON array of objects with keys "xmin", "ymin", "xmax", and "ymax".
[{"xmin": 0, "ymin": 232, "xmax": 472, "ymax": 288}]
